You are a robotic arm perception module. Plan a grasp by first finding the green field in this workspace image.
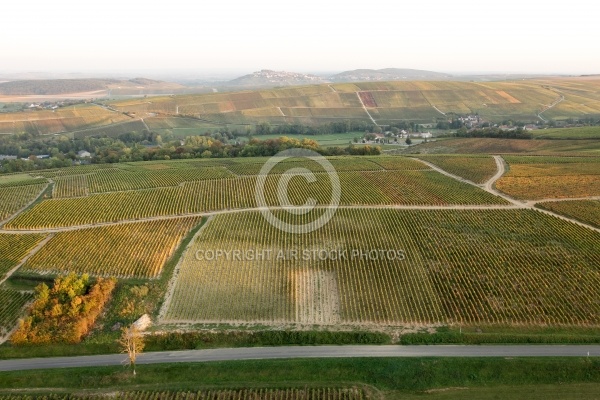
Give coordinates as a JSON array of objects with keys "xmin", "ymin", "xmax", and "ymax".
[
  {"xmin": 532, "ymin": 126, "xmax": 600, "ymax": 139},
  {"xmin": 0, "ymin": 174, "xmax": 35, "ymax": 185},
  {"xmin": 0, "ymin": 358, "xmax": 599, "ymax": 400},
  {"xmin": 71, "ymin": 119, "xmax": 146, "ymax": 139},
  {"xmin": 144, "ymin": 116, "xmax": 251, "ymax": 137}
]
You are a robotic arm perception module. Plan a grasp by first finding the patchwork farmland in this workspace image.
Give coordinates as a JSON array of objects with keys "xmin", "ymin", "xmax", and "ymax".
[
  {"xmin": 0, "ymin": 146, "xmax": 599, "ymax": 351},
  {"xmin": 1, "ymin": 78, "xmax": 600, "ymax": 138}
]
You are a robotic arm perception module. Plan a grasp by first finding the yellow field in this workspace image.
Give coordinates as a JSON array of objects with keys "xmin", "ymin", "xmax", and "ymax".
[
  {"xmin": 22, "ymin": 217, "xmax": 203, "ymax": 278},
  {"xmin": 497, "ymin": 156, "xmax": 600, "ymax": 200}
]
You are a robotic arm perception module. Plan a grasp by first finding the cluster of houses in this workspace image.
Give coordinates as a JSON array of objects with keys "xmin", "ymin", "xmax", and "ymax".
[
  {"xmin": 458, "ymin": 115, "xmax": 480, "ymax": 127},
  {"xmin": 363, "ymin": 130, "xmax": 433, "ymax": 144},
  {"xmin": 499, "ymin": 124, "xmax": 540, "ymax": 131},
  {"xmin": 459, "ymin": 115, "xmax": 543, "ymax": 131},
  {"xmin": 0, "ymin": 150, "xmax": 91, "ymax": 163},
  {"xmin": 27, "ymin": 102, "xmax": 63, "ymax": 111}
]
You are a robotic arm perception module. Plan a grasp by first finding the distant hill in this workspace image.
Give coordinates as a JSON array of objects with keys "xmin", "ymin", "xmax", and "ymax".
[
  {"xmin": 222, "ymin": 68, "xmax": 453, "ymax": 89},
  {"xmin": 0, "ymin": 78, "xmax": 182, "ymax": 96},
  {"xmin": 330, "ymin": 68, "xmax": 452, "ymax": 82},
  {"xmin": 108, "ymin": 77, "xmax": 600, "ymax": 125},
  {"xmin": 226, "ymin": 70, "xmax": 328, "ymax": 88},
  {"xmin": 0, "ymin": 79, "xmax": 119, "ymax": 95},
  {"xmin": 127, "ymin": 77, "xmax": 161, "ymax": 86}
]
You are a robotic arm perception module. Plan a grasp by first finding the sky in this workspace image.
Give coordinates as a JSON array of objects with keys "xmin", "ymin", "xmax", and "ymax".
[{"xmin": 2, "ymin": 0, "xmax": 598, "ymax": 76}]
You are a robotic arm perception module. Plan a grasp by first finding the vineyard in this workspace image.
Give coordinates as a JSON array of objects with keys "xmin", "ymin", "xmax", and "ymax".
[
  {"xmin": 38, "ymin": 157, "xmax": 429, "ymax": 199},
  {"xmin": 0, "ymin": 233, "xmax": 47, "ymax": 279},
  {"xmin": 162, "ymin": 209, "xmax": 600, "ymax": 326},
  {"xmin": 71, "ymin": 119, "xmax": 147, "ymax": 139},
  {"xmin": 537, "ymin": 200, "xmax": 600, "ymax": 228},
  {"xmin": 0, "ymin": 388, "xmax": 367, "ymax": 400},
  {"xmin": 22, "ymin": 217, "xmax": 203, "ymax": 278},
  {"xmin": 223, "ymin": 157, "xmax": 384, "ymax": 176},
  {"xmin": 6, "ymin": 169, "xmax": 507, "ymax": 230},
  {"xmin": 408, "ymin": 138, "xmax": 600, "ymax": 155},
  {"xmin": 0, "ymin": 288, "xmax": 34, "ymax": 337},
  {"xmin": 0, "ymin": 105, "xmax": 130, "ymax": 135},
  {"xmin": 496, "ymin": 175, "xmax": 600, "ymax": 200},
  {"xmin": 0, "ymin": 183, "xmax": 47, "ymax": 222},
  {"xmin": 86, "ymin": 167, "xmax": 234, "ymax": 193},
  {"xmin": 51, "ymin": 167, "xmax": 234, "ymax": 198},
  {"xmin": 103, "ymin": 78, "xmax": 599, "ymax": 124},
  {"xmin": 413, "ymin": 155, "xmax": 498, "ymax": 184},
  {"xmin": 52, "ymin": 175, "xmax": 89, "ymax": 198},
  {"xmin": 496, "ymin": 156, "xmax": 600, "ymax": 200},
  {"xmin": 502, "ymin": 155, "xmax": 600, "ymax": 164}
]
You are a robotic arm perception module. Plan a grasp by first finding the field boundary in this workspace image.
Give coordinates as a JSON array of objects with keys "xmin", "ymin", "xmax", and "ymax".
[
  {"xmin": 0, "ymin": 204, "xmax": 524, "ymax": 235},
  {"xmin": 355, "ymin": 92, "xmax": 378, "ymax": 126},
  {"xmin": 526, "ymin": 196, "xmax": 600, "ymax": 206}
]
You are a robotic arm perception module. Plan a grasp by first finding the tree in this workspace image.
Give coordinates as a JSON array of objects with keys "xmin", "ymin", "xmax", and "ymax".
[
  {"xmin": 405, "ymin": 137, "xmax": 412, "ymax": 145},
  {"xmin": 118, "ymin": 324, "xmax": 145, "ymax": 376}
]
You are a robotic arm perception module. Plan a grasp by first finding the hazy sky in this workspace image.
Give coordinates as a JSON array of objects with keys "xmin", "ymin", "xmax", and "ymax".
[{"xmin": 2, "ymin": 0, "xmax": 598, "ymax": 75}]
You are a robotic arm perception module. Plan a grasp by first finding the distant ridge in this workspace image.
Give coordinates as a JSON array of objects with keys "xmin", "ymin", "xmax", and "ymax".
[
  {"xmin": 330, "ymin": 68, "xmax": 452, "ymax": 82},
  {"xmin": 0, "ymin": 78, "xmax": 175, "ymax": 96}
]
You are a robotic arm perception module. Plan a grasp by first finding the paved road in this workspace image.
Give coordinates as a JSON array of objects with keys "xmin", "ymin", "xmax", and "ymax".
[{"xmin": 1, "ymin": 345, "xmax": 599, "ymax": 372}]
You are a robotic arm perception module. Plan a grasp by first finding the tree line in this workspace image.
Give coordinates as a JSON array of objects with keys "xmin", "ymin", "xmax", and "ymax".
[
  {"xmin": 1, "ymin": 134, "xmax": 381, "ymax": 173},
  {"xmin": 454, "ymin": 126, "xmax": 533, "ymax": 139}
]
